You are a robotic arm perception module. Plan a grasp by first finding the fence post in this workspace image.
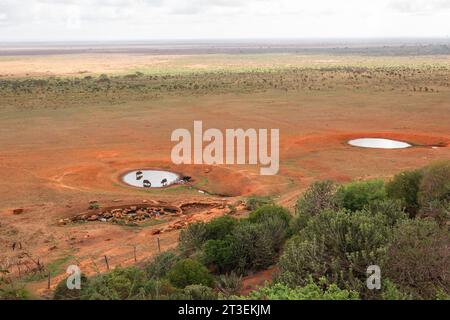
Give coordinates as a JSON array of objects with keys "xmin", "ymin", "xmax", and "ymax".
[
  {"xmin": 157, "ymin": 237, "xmax": 161, "ymax": 253},
  {"xmin": 104, "ymin": 255, "xmax": 110, "ymax": 271}
]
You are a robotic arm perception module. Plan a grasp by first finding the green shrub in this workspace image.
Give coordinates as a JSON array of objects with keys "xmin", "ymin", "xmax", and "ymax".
[
  {"xmin": 203, "ymin": 208, "xmax": 290, "ymax": 274},
  {"xmin": 81, "ymin": 267, "xmax": 147, "ymax": 300},
  {"xmin": 381, "ymin": 279, "xmax": 412, "ymax": 300},
  {"xmin": 167, "ymin": 259, "xmax": 214, "ymax": 289},
  {"xmin": 248, "ymin": 205, "xmax": 292, "ymax": 247},
  {"xmin": 386, "ymin": 169, "xmax": 423, "ymax": 217},
  {"xmin": 205, "ymin": 216, "xmax": 238, "ymax": 240},
  {"xmin": 243, "ymin": 279, "xmax": 359, "ymax": 300},
  {"xmin": 419, "ymin": 200, "xmax": 450, "ymax": 226},
  {"xmin": 337, "ymin": 179, "xmax": 387, "ymax": 211},
  {"xmin": 277, "ymin": 209, "xmax": 392, "ymax": 294},
  {"xmin": 229, "ymin": 221, "xmax": 280, "ymax": 273},
  {"xmin": 383, "ymin": 219, "xmax": 450, "ymax": 299},
  {"xmin": 179, "ymin": 222, "xmax": 208, "ymax": 256},
  {"xmin": 365, "ymin": 199, "xmax": 407, "ymax": 226},
  {"xmin": 295, "ymin": 180, "xmax": 339, "ymax": 216},
  {"xmin": 216, "ymin": 272, "xmax": 243, "ymax": 297},
  {"xmin": 144, "ymin": 251, "xmax": 179, "ymax": 279},
  {"xmin": 245, "ymin": 196, "xmax": 274, "ymax": 211},
  {"xmin": 0, "ymin": 282, "xmax": 31, "ymax": 300},
  {"xmin": 53, "ymin": 274, "xmax": 89, "ymax": 300},
  {"xmin": 171, "ymin": 284, "xmax": 217, "ymax": 300},
  {"xmin": 248, "ymin": 205, "xmax": 291, "ymax": 226},
  {"xmin": 203, "ymin": 238, "xmax": 236, "ymax": 273},
  {"xmin": 419, "ymin": 161, "xmax": 450, "ymax": 207},
  {"xmin": 435, "ymin": 289, "xmax": 450, "ymax": 300},
  {"xmin": 88, "ymin": 202, "xmax": 100, "ymax": 210},
  {"xmin": 142, "ymin": 278, "xmax": 177, "ymax": 299}
]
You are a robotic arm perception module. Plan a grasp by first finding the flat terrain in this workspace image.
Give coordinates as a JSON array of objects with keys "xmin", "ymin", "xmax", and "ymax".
[{"xmin": 0, "ymin": 42, "xmax": 449, "ymax": 296}]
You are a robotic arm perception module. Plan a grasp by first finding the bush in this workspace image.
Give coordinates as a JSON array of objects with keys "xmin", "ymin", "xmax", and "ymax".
[
  {"xmin": 243, "ymin": 279, "xmax": 359, "ymax": 300},
  {"xmin": 167, "ymin": 259, "xmax": 214, "ymax": 289},
  {"xmin": 0, "ymin": 282, "xmax": 31, "ymax": 300},
  {"xmin": 205, "ymin": 216, "xmax": 238, "ymax": 240},
  {"xmin": 230, "ymin": 221, "xmax": 280, "ymax": 273},
  {"xmin": 419, "ymin": 200, "xmax": 450, "ymax": 226},
  {"xmin": 216, "ymin": 272, "xmax": 243, "ymax": 297},
  {"xmin": 277, "ymin": 209, "xmax": 392, "ymax": 295},
  {"xmin": 337, "ymin": 179, "xmax": 387, "ymax": 211},
  {"xmin": 386, "ymin": 169, "xmax": 423, "ymax": 217},
  {"xmin": 195, "ymin": 205, "xmax": 291, "ymax": 274},
  {"xmin": 203, "ymin": 238, "xmax": 236, "ymax": 273},
  {"xmin": 381, "ymin": 279, "xmax": 412, "ymax": 300},
  {"xmin": 171, "ymin": 284, "xmax": 217, "ymax": 300},
  {"xmin": 53, "ymin": 274, "xmax": 89, "ymax": 300},
  {"xmin": 245, "ymin": 196, "xmax": 274, "ymax": 211},
  {"xmin": 383, "ymin": 219, "xmax": 450, "ymax": 299},
  {"xmin": 295, "ymin": 180, "xmax": 339, "ymax": 216},
  {"xmin": 419, "ymin": 161, "xmax": 450, "ymax": 207},
  {"xmin": 144, "ymin": 251, "xmax": 179, "ymax": 279},
  {"xmin": 179, "ymin": 222, "xmax": 208, "ymax": 256},
  {"xmin": 142, "ymin": 278, "xmax": 177, "ymax": 299},
  {"xmin": 365, "ymin": 199, "xmax": 407, "ymax": 226},
  {"xmin": 81, "ymin": 267, "xmax": 147, "ymax": 300},
  {"xmin": 248, "ymin": 205, "xmax": 291, "ymax": 226}
]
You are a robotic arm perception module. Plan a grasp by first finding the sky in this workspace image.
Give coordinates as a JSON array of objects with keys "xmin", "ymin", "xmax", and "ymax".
[{"xmin": 0, "ymin": 0, "xmax": 449, "ymax": 41}]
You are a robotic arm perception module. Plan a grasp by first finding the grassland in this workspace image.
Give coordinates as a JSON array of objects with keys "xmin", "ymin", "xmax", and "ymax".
[{"xmin": 1, "ymin": 54, "xmax": 449, "ymax": 109}]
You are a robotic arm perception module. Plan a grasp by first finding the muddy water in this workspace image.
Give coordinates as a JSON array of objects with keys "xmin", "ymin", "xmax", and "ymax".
[
  {"xmin": 348, "ymin": 138, "xmax": 411, "ymax": 149},
  {"xmin": 122, "ymin": 170, "xmax": 179, "ymax": 188}
]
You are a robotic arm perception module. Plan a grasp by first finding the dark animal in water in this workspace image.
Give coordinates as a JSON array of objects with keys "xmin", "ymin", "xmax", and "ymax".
[
  {"xmin": 143, "ymin": 180, "xmax": 151, "ymax": 188},
  {"xmin": 161, "ymin": 178, "xmax": 168, "ymax": 186},
  {"xmin": 136, "ymin": 171, "xmax": 143, "ymax": 180},
  {"xmin": 181, "ymin": 176, "xmax": 191, "ymax": 182}
]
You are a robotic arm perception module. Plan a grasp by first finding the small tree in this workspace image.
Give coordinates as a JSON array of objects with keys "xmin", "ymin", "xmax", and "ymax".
[
  {"xmin": 216, "ymin": 272, "xmax": 243, "ymax": 297},
  {"xmin": 383, "ymin": 219, "xmax": 450, "ymax": 299},
  {"xmin": 248, "ymin": 205, "xmax": 291, "ymax": 226},
  {"xmin": 277, "ymin": 209, "xmax": 392, "ymax": 295},
  {"xmin": 205, "ymin": 216, "xmax": 238, "ymax": 240},
  {"xmin": 419, "ymin": 161, "xmax": 450, "ymax": 208},
  {"xmin": 386, "ymin": 169, "xmax": 423, "ymax": 217},
  {"xmin": 144, "ymin": 251, "xmax": 179, "ymax": 279},
  {"xmin": 179, "ymin": 222, "xmax": 208, "ymax": 256},
  {"xmin": 172, "ymin": 284, "xmax": 217, "ymax": 300},
  {"xmin": 81, "ymin": 267, "xmax": 147, "ymax": 300},
  {"xmin": 203, "ymin": 238, "xmax": 236, "ymax": 273},
  {"xmin": 295, "ymin": 180, "xmax": 339, "ymax": 216},
  {"xmin": 167, "ymin": 259, "xmax": 214, "ymax": 289},
  {"xmin": 336, "ymin": 179, "xmax": 386, "ymax": 212}
]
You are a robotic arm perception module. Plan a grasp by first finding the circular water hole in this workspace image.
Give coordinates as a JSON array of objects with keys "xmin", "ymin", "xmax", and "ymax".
[
  {"xmin": 348, "ymin": 138, "xmax": 412, "ymax": 149},
  {"xmin": 122, "ymin": 170, "xmax": 180, "ymax": 188}
]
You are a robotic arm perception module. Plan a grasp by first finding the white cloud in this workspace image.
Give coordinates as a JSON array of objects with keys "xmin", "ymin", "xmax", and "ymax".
[{"xmin": 0, "ymin": 0, "xmax": 449, "ymax": 40}]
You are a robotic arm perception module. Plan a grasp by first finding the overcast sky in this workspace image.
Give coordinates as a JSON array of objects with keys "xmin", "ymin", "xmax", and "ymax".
[{"xmin": 0, "ymin": 0, "xmax": 449, "ymax": 41}]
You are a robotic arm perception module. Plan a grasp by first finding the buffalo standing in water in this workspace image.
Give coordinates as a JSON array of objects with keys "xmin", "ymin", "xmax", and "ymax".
[
  {"xmin": 136, "ymin": 171, "xmax": 143, "ymax": 180},
  {"xmin": 143, "ymin": 180, "xmax": 151, "ymax": 188},
  {"xmin": 161, "ymin": 178, "xmax": 168, "ymax": 186}
]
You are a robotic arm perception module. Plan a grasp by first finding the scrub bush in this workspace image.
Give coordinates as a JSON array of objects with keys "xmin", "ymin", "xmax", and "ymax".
[
  {"xmin": 336, "ymin": 179, "xmax": 387, "ymax": 211},
  {"xmin": 167, "ymin": 259, "xmax": 214, "ymax": 289}
]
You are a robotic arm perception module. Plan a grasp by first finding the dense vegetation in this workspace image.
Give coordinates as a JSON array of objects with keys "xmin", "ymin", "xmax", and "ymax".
[
  {"xmin": 1, "ymin": 64, "xmax": 449, "ymax": 109},
  {"xmin": 2, "ymin": 161, "xmax": 448, "ymax": 300}
]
